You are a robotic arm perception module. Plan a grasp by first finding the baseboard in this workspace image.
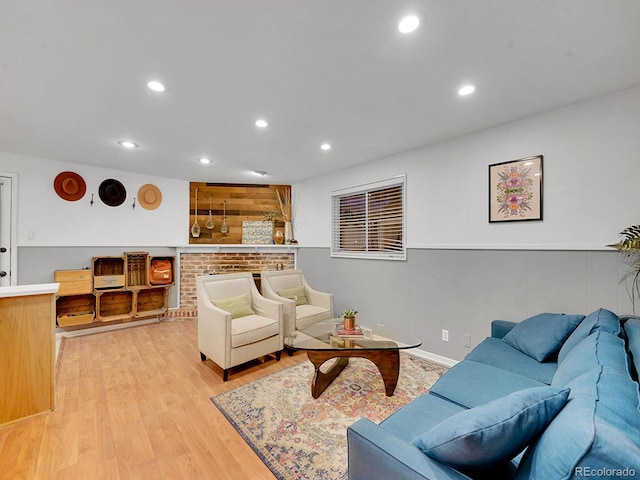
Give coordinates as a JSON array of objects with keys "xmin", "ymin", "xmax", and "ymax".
[
  {"xmin": 55, "ymin": 317, "xmax": 160, "ymax": 339},
  {"xmin": 407, "ymin": 347, "xmax": 459, "ymax": 367}
]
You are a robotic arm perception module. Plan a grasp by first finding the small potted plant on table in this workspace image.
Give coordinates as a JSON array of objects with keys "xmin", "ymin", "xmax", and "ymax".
[{"xmin": 341, "ymin": 309, "xmax": 358, "ymax": 330}]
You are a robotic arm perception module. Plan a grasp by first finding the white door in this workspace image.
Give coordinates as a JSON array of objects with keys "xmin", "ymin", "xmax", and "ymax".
[{"xmin": 0, "ymin": 176, "xmax": 13, "ymax": 286}]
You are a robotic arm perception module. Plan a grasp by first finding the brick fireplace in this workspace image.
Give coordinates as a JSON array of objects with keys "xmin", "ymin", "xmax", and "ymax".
[{"xmin": 172, "ymin": 246, "xmax": 296, "ymax": 316}]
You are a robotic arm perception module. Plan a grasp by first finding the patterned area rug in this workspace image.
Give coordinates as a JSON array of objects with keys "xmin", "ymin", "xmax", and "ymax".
[{"xmin": 211, "ymin": 353, "xmax": 449, "ymax": 480}]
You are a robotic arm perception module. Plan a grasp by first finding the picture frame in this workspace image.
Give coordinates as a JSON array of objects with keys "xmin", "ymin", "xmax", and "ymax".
[{"xmin": 489, "ymin": 155, "xmax": 543, "ymax": 223}]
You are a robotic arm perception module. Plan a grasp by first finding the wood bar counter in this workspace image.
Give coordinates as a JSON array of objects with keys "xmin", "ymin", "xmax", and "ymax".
[{"xmin": 0, "ymin": 283, "xmax": 59, "ymax": 425}]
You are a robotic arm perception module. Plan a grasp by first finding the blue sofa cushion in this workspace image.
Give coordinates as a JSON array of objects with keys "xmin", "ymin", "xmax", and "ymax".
[
  {"xmin": 411, "ymin": 386, "xmax": 569, "ymax": 470},
  {"xmin": 557, "ymin": 308, "xmax": 620, "ymax": 364},
  {"xmin": 347, "ymin": 418, "xmax": 472, "ymax": 480},
  {"xmin": 503, "ymin": 313, "xmax": 584, "ymax": 362},
  {"xmin": 379, "ymin": 393, "xmax": 466, "ymax": 443},
  {"xmin": 624, "ymin": 317, "xmax": 640, "ymax": 381},
  {"xmin": 516, "ymin": 366, "xmax": 640, "ymax": 480},
  {"xmin": 430, "ymin": 360, "xmax": 545, "ymax": 409},
  {"xmin": 552, "ymin": 330, "xmax": 630, "ymax": 386},
  {"xmin": 466, "ymin": 337, "xmax": 557, "ymax": 384}
]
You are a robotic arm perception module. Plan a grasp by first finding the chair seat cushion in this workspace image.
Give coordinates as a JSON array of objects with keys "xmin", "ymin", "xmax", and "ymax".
[
  {"xmin": 232, "ymin": 314, "xmax": 280, "ymax": 348},
  {"xmin": 296, "ymin": 304, "xmax": 332, "ymax": 329}
]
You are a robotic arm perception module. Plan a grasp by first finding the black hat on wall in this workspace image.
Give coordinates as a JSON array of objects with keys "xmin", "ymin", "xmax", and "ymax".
[{"xmin": 98, "ymin": 178, "xmax": 126, "ymax": 207}]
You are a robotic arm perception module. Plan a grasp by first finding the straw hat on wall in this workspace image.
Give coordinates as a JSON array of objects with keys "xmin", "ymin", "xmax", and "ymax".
[{"xmin": 138, "ymin": 184, "xmax": 162, "ymax": 210}]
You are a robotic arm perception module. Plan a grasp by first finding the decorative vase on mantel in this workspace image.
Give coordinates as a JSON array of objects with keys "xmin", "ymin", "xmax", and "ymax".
[{"xmin": 284, "ymin": 221, "xmax": 293, "ymax": 244}]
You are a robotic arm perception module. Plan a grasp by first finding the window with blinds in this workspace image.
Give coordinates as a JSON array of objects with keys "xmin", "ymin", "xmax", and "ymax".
[{"xmin": 331, "ymin": 175, "xmax": 406, "ymax": 260}]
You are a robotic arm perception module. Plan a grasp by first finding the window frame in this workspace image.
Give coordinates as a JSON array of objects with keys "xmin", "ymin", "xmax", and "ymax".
[{"xmin": 331, "ymin": 175, "xmax": 406, "ymax": 261}]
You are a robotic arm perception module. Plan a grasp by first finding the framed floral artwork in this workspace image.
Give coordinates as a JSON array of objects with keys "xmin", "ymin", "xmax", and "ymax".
[{"xmin": 489, "ymin": 155, "xmax": 543, "ymax": 222}]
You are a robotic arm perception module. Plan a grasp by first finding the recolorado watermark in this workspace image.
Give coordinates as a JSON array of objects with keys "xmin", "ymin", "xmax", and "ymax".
[{"xmin": 574, "ymin": 467, "xmax": 636, "ymax": 477}]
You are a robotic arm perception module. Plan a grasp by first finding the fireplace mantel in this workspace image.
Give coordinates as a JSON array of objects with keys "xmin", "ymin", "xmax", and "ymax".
[{"xmin": 177, "ymin": 244, "xmax": 298, "ymax": 255}]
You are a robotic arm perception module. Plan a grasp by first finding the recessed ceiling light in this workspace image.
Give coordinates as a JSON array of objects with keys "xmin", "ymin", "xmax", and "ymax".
[
  {"xmin": 198, "ymin": 157, "xmax": 211, "ymax": 165},
  {"xmin": 458, "ymin": 85, "xmax": 476, "ymax": 96},
  {"xmin": 320, "ymin": 143, "xmax": 332, "ymax": 151},
  {"xmin": 146, "ymin": 80, "xmax": 166, "ymax": 92},
  {"xmin": 253, "ymin": 170, "xmax": 267, "ymax": 176},
  {"xmin": 398, "ymin": 14, "xmax": 420, "ymax": 33},
  {"xmin": 118, "ymin": 140, "xmax": 139, "ymax": 149},
  {"xmin": 255, "ymin": 119, "xmax": 268, "ymax": 128}
]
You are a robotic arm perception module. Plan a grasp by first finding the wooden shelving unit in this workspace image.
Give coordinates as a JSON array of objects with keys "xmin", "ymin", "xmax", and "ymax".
[
  {"xmin": 93, "ymin": 256, "xmax": 126, "ymax": 289},
  {"xmin": 56, "ymin": 293, "xmax": 96, "ymax": 327},
  {"xmin": 125, "ymin": 252, "xmax": 149, "ymax": 289},
  {"xmin": 136, "ymin": 288, "xmax": 168, "ymax": 318},
  {"xmin": 96, "ymin": 290, "xmax": 134, "ymax": 322},
  {"xmin": 54, "ymin": 252, "xmax": 175, "ymax": 330}
]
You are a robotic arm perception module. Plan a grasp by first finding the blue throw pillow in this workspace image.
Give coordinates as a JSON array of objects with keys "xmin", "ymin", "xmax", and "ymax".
[
  {"xmin": 411, "ymin": 386, "xmax": 570, "ymax": 469},
  {"xmin": 503, "ymin": 313, "xmax": 584, "ymax": 362},
  {"xmin": 557, "ymin": 308, "xmax": 620, "ymax": 364}
]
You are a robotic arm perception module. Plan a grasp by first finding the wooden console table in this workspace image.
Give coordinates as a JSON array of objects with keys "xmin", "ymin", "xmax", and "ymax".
[{"xmin": 0, "ymin": 283, "xmax": 59, "ymax": 425}]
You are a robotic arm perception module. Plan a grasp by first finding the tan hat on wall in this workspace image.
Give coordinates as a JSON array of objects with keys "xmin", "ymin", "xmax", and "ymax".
[
  {"xmin": 54, "ymin": 171, "xmax": 87, "ymax": 201},
  {"xmin": 138, "ymin": 184, "xmax": 162, "ymax": 210}
]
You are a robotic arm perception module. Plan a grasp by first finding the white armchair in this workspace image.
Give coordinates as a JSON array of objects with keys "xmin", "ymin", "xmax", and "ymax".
[
  {"xmin": 197, "ymin": 273, "xmax": 283, "ymax": 381},
  {"xmin": 260, "ymin": 269, "xmax": 333, "ymax": 341}
]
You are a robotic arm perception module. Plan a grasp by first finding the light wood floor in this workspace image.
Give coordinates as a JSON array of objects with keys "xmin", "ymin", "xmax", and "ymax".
[{"xmin": 0, "ymin": 318, "xmax": 306, "ymax": 479}]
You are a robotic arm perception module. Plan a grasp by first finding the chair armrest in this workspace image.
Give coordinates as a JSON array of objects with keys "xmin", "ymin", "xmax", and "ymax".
[
  {"xmin": 197, "ymin": 294, "xmax": 233, "ymax": 363},
  {"xmin": 491, "ymin": 320, "xmax": 517, "ymax": 339},
  {"xmin": 347, "ymin": 419, "xmax": 470, "ymax": 480},
  {"xmin": 305, "ymin": 286, "xmax": 333, "ymax": 313}
]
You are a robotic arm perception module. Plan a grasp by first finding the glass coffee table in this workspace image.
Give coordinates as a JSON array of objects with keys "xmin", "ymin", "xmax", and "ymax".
[{"xmin": 285, "ymin": 319, "xmax": 422, "ymax": 398}]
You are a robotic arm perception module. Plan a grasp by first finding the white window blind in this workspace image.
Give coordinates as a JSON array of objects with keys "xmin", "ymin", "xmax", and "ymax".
[{"xmin": 331, "ymin": 175, "xmax": 406, "ymax": 260}]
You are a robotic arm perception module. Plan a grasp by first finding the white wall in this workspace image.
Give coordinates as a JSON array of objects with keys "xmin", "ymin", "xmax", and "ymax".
[
  {"xmin": 293, "ymin": 86, "xmax": 640, "ymax": 361},
  {"xmin": 294, "ymin": 86, "xmax": 640, "ymax": 250},
  {"xmin": 0, "ymin": 152, "xmax": 188, "ymax": 247},
  {"xmin": 5, "ymin": 86, "xmax": 638, "ymax": 250}
]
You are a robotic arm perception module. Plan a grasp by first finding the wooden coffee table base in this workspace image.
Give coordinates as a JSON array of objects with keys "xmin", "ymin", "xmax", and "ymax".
[{"xmin": 306, "ymin": 349, "xmax": 400, "ymax": 398}]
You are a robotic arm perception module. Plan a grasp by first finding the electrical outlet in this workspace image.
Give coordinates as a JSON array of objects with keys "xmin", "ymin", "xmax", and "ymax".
[
  {"xmin": 464, "ymin": 334, "xmax": 471, "ymax": 348},
  {"xmin": 441, "ymin": 329, "xmax": 449, "ymax": 342}
]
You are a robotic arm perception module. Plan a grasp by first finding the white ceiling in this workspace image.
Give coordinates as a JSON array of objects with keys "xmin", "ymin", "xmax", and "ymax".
[{"xmin": 1, "ymin": 1, "xmax": 640, "ymax": 184}]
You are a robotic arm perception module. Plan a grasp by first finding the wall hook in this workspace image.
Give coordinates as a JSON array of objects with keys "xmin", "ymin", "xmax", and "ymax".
[
  {"xmin": 90, "ymin": 193, "xmax": 94, "ymax": 206},
  {"xmin": 132, "ymin": 197, "xmax": 136, "ymax": 209}
]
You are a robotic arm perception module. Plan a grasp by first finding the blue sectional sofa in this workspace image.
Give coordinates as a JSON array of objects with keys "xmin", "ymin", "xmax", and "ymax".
[{"xmin": 348, "ymin": 309, "xmax": 640, "ymax": 479}]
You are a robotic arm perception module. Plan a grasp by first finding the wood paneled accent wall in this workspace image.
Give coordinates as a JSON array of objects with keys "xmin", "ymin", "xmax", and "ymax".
[{"xmin": 189, "ymin": 183, "xmax": 291, "ymax": 244}]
